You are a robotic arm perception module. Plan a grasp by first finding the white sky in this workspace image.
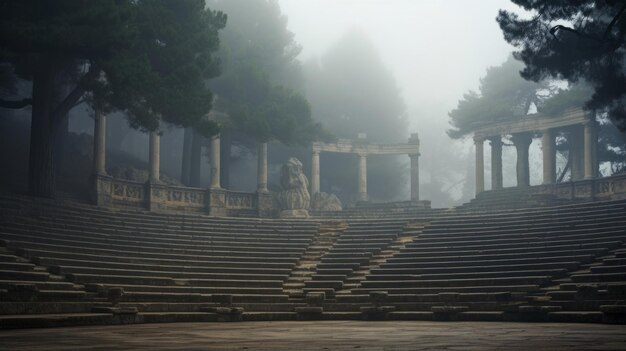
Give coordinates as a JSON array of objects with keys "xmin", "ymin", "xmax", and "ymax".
[{"xmin": 279, "ymin": 0, "xmax": 520, "ymax": 131}]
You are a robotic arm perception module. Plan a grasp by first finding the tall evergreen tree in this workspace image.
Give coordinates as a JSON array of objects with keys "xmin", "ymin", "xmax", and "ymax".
[
  {"xmin": 498, "ymin": 0, "xmax": 626, "ymax": 130},
  {"xmin": 0, "ymin": 0, "xmax": 226, "ymax": 197}
]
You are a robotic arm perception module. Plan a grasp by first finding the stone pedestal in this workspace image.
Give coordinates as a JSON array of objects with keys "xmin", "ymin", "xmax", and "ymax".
[
  {"xmin": 257, "ymin": 191, "xmax": 273, "ymax": 218},
  {"xmin": 279, "ymin": 209, "xmax": 309, "ymax": 219},
  {"xmin": 207, "ymin": 188, "xmax": 226, "ymax": 217},
  {"xmin": 146, "ymin": 182, "xmax": 167, "ymax": 212},
  {"xmin": 93, "ymin": 174, "xmax": 113, "ymax": 207}
]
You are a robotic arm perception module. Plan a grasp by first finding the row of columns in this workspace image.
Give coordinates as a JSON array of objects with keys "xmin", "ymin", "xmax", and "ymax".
[
  {"xmin": 474, "ymin": 121, "xmax": 598, "ymax": 194},
  {"xmin": 310, "ymin": 151, "xmax": 420, "ymax": 202},
  {"xmin": 92, "ymin": 113, "xmax": 272, "ymax": 194}
]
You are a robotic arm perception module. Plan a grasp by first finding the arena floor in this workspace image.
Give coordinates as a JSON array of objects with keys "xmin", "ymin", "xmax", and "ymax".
[{"xmin": 1, "ymin": 321, "xmax": 625, "ymax": 350}]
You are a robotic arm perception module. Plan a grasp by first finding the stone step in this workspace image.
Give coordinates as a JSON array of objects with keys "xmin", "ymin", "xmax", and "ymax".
[
  {"xmin": 590, "ymin": 265, "xmax": 626, "ymax": 274},
  {"xmin": 352, "ymin": 284, "xmax": 540, "ymax": 295},
  {"xmin": 51, "ymin": 265, "xmax": 289, "ymax": 282},
  {"xmin": 381, "ymin": 255, "xmax": 595, "ymax": 269},
  {"xmin": 6, "ymin": 239, "xmax": 302, "ymax": 263},
  {"xmin": 371, "ymin": 262, "xmax": 580, "ymax": 275},
  {"xmin": 385, "ymin": 248, "xmax": 608, "ymax": 264},
  {"xmin": 0, "ymin": 279, "xmax": 79, "ymax": 291},
  {"xmin": 23, "ymin": 249, "xmax": 297, "ymax": 269},
  {"xmin": 0, "ymin": 262, "xmax": 35, "ymax": 271},
  {"xmin": 35, "ymin": 257, "xmax": 293, "ymax": 275},
  {"xmin": 0, "ymin": 270, "xmax": 50, "ymax": 282},
  {"xmin": 361, "ymin": 276, "xmax": 551, "ymax": 288},
  {"xmin": 571, "ymin": 272, "xmax": 626, "ymax": 283},
  {"xmin": 365, "ymin": 269, "xmax": 568, "ymax": 281},
  {"xmin": 0, "ymin": 301, "xmax": 105, "ymax": 315}
]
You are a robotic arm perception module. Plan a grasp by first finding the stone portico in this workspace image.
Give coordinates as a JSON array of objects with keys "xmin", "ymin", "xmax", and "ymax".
[{"xmin": 473, "ymin": 108, "xmax": 599, "ymax": 194}]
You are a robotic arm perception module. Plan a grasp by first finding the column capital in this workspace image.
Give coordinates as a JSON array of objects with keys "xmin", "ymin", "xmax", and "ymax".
[
  {"xmin": 312, "ymin": 150, "xmax": 320, "ymax": 156},
  {"xmin": 511, "ymin": 132, "xmax": 533, "ymax": 147},
  {"xmin": 488, "ymin": 135, "xmax": 502, "ymax": 146},
  {"xmin": 473, "ymin": 135, "xmax": 485, "ymax": 144}
]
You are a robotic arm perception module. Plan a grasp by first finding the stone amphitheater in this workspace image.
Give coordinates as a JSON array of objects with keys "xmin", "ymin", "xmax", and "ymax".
[
  {"xmin": 1, "ymin": 177, "xmax": 626, "ymax": 349},
  {"xmin": 2, "ymin": 119, "xmax": 626, "ymax": 348}
]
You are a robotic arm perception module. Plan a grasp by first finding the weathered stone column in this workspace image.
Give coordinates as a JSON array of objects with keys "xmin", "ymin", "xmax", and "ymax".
[
  {"xmin": 149, "ymin": 131, "xmax": 160, "ymax": 183},
  {"xmin": 409, "ymin": 153, "xmax": 420, "ymax": 201},
  {"xmin": 474, "ymin": 136, "xmax": 484, "ymax": 194},
  {"xmin": 257, "ymin": 142, "xmax": 268, "ymax": 193},
  {"xmin": 210, "ymin": 134, "xmax": 221, "ymax": 189},
  {"xmin": 583, "ymin": 120, "xmax": 597, "ymax": 179},
  {"xmin": 512, "ymin": 133, "xmax": 532, "ymax": 187},
  {"xmin": 541, "ymin": 129, "xmax": 556, "ymax": 184},
  {"xmin": 489, "ymin": 136, "xmax": 503, "ymax": 190},
  {"xmin": 93, "ymin": 110, "xmax": 107, "ymax": 175},
  {"xmin": 570, "ymin": 126, "xmax": 584, "ymax": 180},
  {"xmin": 357, "ymin": 153, "xmax": 367, "ymax": 201},
  {"xmin": 311, "ymin": 150, "xmax": 320, "ymax": 195}
]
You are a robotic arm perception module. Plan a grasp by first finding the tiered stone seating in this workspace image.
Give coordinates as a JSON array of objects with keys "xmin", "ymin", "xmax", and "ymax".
[
  {"xmin": 303, "ymin": 219, "xmax": 408, "ymax": 297},
  {"xmin": 349, "ymin": 199, "xmax": 626, "ymax": 319},
  {"xmin": 0, "ymin": 194, "xmax": 319, "ymax": 324},
  {"xmin": 1, "ymin": 191, "xmax": 625, "ymax": 326},
  {"xmin": 538, "ymin": 244, "xmax": 626, "ymax": 323}
]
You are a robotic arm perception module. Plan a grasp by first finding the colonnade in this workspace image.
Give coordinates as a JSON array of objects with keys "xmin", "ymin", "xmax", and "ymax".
[
  {"xmin": 92, "ymin": 116, "xmax": 272, "ymax": 194},
  {"xmin": 311, "ymin": 134, "xmax": 421, "ymax": 202},
  {"xmin": 473, "ymin": 120, "xmax": 598, "ymax": 195}
]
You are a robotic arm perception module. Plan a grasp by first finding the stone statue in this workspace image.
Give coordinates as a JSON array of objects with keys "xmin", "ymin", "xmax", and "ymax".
[
  {"xmin": 311, "ymin": 192, "xmax": 342, "ymax": 211},
  {"xmin": 278, "ymin": 157, "xmax": 310, "ymax": 218}
]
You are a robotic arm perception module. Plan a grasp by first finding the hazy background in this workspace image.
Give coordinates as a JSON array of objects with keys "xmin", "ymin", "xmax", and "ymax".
[{"xmin": 280, "ymin": 0, "xmax": 521, "ymax": 205}]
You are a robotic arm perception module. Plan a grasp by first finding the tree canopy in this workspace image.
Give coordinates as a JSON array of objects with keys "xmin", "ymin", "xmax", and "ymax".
[
  {"xmin": 448, "ymin": 55, "xmax": 549, "ymax": 138},
  {"xmin": 0, "ymin": 0, "xmax": 226, "ymax": 196},
  {"xmin": 208, "ymin": 0, "xmax": 324, "ymax": 145},
  {"xmin": 497, "ymin": 0, "xmax": 626, "ymax": 130}
]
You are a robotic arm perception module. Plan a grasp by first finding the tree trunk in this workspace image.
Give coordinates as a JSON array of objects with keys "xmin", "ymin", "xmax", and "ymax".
[
  {"xmin": 28, "ymin": 62, "xmax": 58, "ymax": 198},
  {"xmin": 189, "ymin": 129, "xmax": 202, "ymax": 187}
]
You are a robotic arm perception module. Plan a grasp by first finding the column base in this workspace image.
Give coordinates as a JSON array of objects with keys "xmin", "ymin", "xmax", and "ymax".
[
  {"xmin": 208, "ymin": 188, "xmax": 227, "ymax": 217},
  {"xmin": 257, "ymin": 191, "xmax": 273, "ymax": 218},
  {"xmin": 279, "ymin": 209, "xmax": 309, "ymax": 219},
  {"xmin": 146, "ymin": 182, "xmax": 167, "ymax": 212},
  {"xmin": 93, "ymin": 174, "xmax": 113, "ymax": 207}
]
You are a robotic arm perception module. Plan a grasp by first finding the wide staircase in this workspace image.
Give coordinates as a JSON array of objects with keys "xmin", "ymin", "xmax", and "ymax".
[{"xmin": 0, "ymin": 192, "xmax": 625, "ymax": 328}]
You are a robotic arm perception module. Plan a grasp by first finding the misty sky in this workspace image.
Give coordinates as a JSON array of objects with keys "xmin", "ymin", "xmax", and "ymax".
[{"xmin": 280, "ymin": 0, "xmax": 520, "ymax": 132}]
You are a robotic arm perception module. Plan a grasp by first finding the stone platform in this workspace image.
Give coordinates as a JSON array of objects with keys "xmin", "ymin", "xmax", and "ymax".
[{"xmin": 0, "ymin": 321, "xmax": 625, "ymax": 350}]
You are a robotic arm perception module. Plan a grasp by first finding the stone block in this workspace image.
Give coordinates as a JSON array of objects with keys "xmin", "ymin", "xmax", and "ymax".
[
  {"xmin": 360, "ymin": 306, "xmax": 396, "ymax": 321},
  {"xmin": 208, "ymin": 188, "xmax": 227, "ymax": 217},
  {"xmin": 601, "ymin": 305, "xmax": 626, "ymax": 324},
  {"xmin": 212, "ymin": 294, "xmax": 233, "ymax": 306},
  {"xmin": 607, "ymin": 284, "xmax": 626, "ymax": 298},
  {"xmin": 369, "ymin": 291, "xmax": 388, "ymax": 306},
  {"xmin": 6, "ymin": 284, "xmax": 39, "ymax": 302},
  {"xmin": 437, "ymin": 293, "xmax": 460, "ymax": 303},
  {"xmin": 305, "ymin": 292, "xmax": 325, "ymax": 307},
  {"xmin": 92, "ymin": 307, "xmax": 138, "ymax": 315},
  {"xmin": 576, "ymin": 285, "xmax": 598, "ymax": 299},
  {"xmin": 295, "ymin": 306, "xmax": 323, "ymax": 320},
  {"xmin": 431, "ymin": 305, "xmax": 469, "ymax": 321},
  {"xmin": 107, "ymin": 287, "xmax": 124, "ymax": 306}
]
